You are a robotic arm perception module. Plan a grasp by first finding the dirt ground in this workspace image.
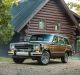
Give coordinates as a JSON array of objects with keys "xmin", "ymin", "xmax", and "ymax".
[{"xmin": 0, "ymin": 56, "xmax": 80, "ymax": 75}]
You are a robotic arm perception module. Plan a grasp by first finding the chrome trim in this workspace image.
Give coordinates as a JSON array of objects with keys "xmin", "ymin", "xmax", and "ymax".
[
  {"xmin": 52, "ymin": 52, "xmax": 65, "ymax": 53},
  {"xmin": 16, "ymin": 52, "xmax": 29, "ymax": 56},
  {"xmin": 8, "ymin": 51, "xmax": 14, "ymax": 55},
  {"xmin": 31, "ymin": 52, "xmax": 42, "ymax": 56}
]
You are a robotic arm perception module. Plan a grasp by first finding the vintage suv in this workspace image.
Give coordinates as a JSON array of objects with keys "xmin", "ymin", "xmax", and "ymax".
[{"xmin": 8, "ymin": 34, "xmax": 72, "ymax": 65}]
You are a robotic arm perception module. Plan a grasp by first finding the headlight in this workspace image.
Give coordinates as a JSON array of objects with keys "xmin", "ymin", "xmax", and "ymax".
[
  {"xmin": 10, "ymin": 44, "xmax": 15, "ymax": 50},
  {"xmin": 33, "ymin": 45, "xmax": 40, "ymax": 51}
]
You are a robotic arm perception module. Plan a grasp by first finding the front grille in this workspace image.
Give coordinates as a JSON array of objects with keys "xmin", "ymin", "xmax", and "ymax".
[{"xmin": 15, "ymin": 44, "xmax": 33, "ymax": 50}]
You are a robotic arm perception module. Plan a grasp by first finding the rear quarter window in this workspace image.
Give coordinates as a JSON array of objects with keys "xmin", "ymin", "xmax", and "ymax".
[
  {"xmin": 58, "ymin": 37, "xmax": 65, "ymax": 45},
  {"xmin": 64, "ymin": 38, "xmax": 69, "ymax": 45}
]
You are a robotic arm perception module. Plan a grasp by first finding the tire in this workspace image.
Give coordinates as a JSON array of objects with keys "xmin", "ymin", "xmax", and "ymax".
[
  {"xmin": 37, "ymin": 51, "xmax": 50, "ymax": 65},
  {"xmin": 13, "ymin": 58, "xmax": 25, "ymax": 64},
  {"xmin": 61, "ymin": 53, "xmax": 68, "ymax": 63}
]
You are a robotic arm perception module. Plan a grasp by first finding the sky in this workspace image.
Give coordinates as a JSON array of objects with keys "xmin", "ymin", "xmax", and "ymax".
[
  {"xmin": 64, "ymin": 0, "xmax": 80, "ymax": 3},
  {"xmin": 64, "ymin": 0, "xmax": 80, "ymax": 14},
  {"xmin": 17, "ymin": 0, "xmax": 80, "ymax": 3}
]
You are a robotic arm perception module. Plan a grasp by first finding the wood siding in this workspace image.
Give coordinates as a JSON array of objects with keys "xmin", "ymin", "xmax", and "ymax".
[{"xmin": 20, "ymin": 0, "xmax": 76, "ymax": 46}]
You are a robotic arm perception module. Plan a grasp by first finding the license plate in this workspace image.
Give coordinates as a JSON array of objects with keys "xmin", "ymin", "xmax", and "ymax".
[
  {"xmin": 17, "ymin": 49, "xmax": 32, "ymax": 52},
  {"xmin": 16, "ymin": 52, "xmax": 29, "ymax": 56}
]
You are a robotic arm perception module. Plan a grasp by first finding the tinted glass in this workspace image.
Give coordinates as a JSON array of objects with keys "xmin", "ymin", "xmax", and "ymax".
[
  {"xmin": 30, "ymin": 34, "xmax": 53, "ymax": 43},
  {"xmin": 64, "ymin": 38, "xmax": 69, "ymax": 45},
  {"xmin": 53, "ymin": 36, "xmax": 58, "ymax": 44},
  {"xmin": 58, "ymin": 37, "xmax": 64, "ymax": 45}
]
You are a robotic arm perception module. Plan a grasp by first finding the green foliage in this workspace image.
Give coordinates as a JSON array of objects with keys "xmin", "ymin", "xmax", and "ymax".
[
  {"xmin": 77, "ymin": 36, "xmax": 80, "ymax": 40},
  {"xmin": 0, "ymin": 57, "xmax": 12, "ymax": 62},
  {"xmin": 0, "ymin": 25, "xmax": 14, "ymax": 43},
  {"xmin": 0, "ymin": 0, "xmax": 17, "ymax": 44},
  {"xmin": 67, "ymin": 2, "xmax": 80, "ymax": 15}
]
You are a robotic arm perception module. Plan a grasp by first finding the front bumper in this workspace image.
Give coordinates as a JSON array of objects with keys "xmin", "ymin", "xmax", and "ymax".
[
  {"xmin": 8, "ymin": 51, "xmax": 42, "ymax": 56},
  {"xmin": 8, "ymin": 51, "xmax": 14, "ymax": 55}
]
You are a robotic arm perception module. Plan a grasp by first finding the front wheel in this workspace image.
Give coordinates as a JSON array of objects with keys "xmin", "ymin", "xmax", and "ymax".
[
  {"xmin": 37, "ymin": 51, "xmax": 50, "ymax": 65},
  {"xmin": 61, "ymin": 53, "xmax": 68, "ymax": 63},
  {"xmin": 13, "ymin": 58, "xmax": 25, "ymax": 64}
]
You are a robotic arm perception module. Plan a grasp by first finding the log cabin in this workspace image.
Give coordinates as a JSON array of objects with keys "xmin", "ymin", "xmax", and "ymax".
[
  {"xmin": 11, "ymin": 0, "xmax": 80, "ymax": 50},
  {"xmin": 0, "ymin": 0, "xmax": 80, "ymax": 57}
]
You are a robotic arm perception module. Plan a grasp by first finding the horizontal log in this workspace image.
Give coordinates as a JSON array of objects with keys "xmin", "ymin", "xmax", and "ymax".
[
  {"xmin": 22, "ymin": 0, "xmax": 76, "ymax": 44},
  {"xmin": 31, "ymin": 18, "xmax": 70, "ymax": 24}
]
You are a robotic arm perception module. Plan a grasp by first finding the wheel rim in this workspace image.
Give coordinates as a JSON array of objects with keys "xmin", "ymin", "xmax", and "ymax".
[
  {"xmin": 41, "ymin": 51, "xmax": 50, "ymax": 64},
  {"xmin": 65, "ymin": 53, "xmax": 68, "ymax": 62}
]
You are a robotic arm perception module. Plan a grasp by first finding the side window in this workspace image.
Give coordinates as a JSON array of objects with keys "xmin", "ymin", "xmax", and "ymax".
[
  {"xmin": 53, "ymin": 36, "xmax": 58, "ymax": 44},
  {"xmin": 58, "ymin": 37, "xmax": 64, "ymax": 45},
  {"xmin": 64, "ymin": 38, "xmax": 69, "ymax": 45}
]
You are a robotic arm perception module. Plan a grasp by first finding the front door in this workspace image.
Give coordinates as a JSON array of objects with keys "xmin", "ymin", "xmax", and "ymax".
[{"xmin": 50, "ymin": 35, "xmax": 59, "ymax": 54}]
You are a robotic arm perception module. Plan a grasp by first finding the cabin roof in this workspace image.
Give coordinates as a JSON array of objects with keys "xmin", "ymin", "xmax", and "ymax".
[
  {"xmin": 11, "ymin": 0, "xmax": 46, "ymax": 31},
  {"xmin": 71, "ymin": 11, "xmax": 80, "ymax": 23},
  {"xmin": 11, "ymin": 0, "xmax": 80, "ymax": 32}
]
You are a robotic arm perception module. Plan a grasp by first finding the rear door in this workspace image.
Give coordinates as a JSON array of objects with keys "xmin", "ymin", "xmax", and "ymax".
[
  {"xmin": 58, "ymin": 37, "xmax": 66, "ymax": 53},
  {"xmin": 64, "ymin": 38, "xmax": 72, "ymax": 52}
]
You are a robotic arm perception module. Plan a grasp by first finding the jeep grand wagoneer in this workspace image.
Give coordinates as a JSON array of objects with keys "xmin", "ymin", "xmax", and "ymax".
[{"xmin": 8, "ymin": 34, "xmax": 72, "ymax": 65}]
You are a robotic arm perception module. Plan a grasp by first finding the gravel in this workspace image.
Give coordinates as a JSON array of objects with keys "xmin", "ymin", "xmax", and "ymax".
[{"xmin": 0, "ymin": 58, "xmax": 80, "ymax": 75}]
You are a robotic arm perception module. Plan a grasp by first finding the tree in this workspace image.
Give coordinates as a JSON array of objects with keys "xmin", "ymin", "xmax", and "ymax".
[
  {"xmin": 67, "ymin": 2, "xmax": 80, "ymax": 15},
  {"xmin": 0, "ymin": 0, "xmax": 18, "ymax": 43}
]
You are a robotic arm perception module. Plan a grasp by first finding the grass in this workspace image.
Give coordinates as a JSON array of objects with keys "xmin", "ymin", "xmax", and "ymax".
[
  {"xmin": 0, "ymin": 57, "xmax": 33, "ymax": 63},
  {"xmin": 69, "ymin": 54, "xmax": 80, "ymax": 60},
  {"xmin": 0, "ymin": 55, "xmax": 80, "ymax": 63},
  {"xmin": 0, "ymin": 57, "xmax": 13, "ymax": 62},
  {"xmin": 71, "ymin": 56, "xmax": 80, "ymax": 60}
]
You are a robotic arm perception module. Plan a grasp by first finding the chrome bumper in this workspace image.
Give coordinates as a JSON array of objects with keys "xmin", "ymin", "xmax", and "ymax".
[
  {"xmin": 8, "ymin": 51, "xmax": 42, "ymax": 56},
  {"xmin": 8, "ymin": 51, "xmax": 14, "ymax": 55},
  {"xmin": 31, "ymin": 52, "xmax": 42, "ymax": 56},
  {"xmin": 16, "ymin": 52, "xmax": 29, "ymax": 56}
]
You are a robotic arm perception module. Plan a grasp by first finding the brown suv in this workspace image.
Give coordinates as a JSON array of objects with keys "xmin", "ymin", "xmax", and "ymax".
[{"xmin": 8, "ymin": 34, "xmax": 72, "ymax": 65}]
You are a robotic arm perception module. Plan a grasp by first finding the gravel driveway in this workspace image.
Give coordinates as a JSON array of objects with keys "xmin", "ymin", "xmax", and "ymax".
[{"xmin": 0, "ymin": 57, "xmax": 80, "ymax": 75}]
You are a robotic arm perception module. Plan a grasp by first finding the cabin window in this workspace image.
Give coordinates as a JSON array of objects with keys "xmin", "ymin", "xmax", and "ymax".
[
  {"xmin": 39, "ymin": 19, "xmax": 45, "ymax": 29},
  {"xmin": 54, "ymin": 21, "xmax": 61, "ymax": 31},
  {"xmin": 79, "ymin": 23, "xmax": 80, "ymax": 26}
]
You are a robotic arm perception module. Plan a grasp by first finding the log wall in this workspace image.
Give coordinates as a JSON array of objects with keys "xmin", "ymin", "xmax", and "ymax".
[{"xmin": 20, "ymin": 0, "xmax": 77, "ymax": 48}]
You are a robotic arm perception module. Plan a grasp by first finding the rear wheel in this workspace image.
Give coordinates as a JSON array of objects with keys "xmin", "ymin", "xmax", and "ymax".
[
  {"xmin": 13, "ymin": 58, "xmax": 25, "ymax": 64},
  {"xmin": 61, "ymin": 53, "xmax": 68, "ymax": 63},
  {"xmin": 37, "ymin": 51, "xmax": 50, "ymax": 65}
]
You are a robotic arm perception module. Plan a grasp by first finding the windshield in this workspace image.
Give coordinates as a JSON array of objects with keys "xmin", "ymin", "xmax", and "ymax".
[{"xmin": 30, "ymin": 34, "xmax": 53, "ymax": 43}]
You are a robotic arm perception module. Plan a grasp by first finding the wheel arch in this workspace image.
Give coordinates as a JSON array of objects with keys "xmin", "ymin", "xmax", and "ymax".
[
  {"xmin": 43, "ymin": 49, "xmax": 51, "ymax": 57},
  {"xmin": 65, "ymin": 51, "xmax": 72, "ymax": 56}
]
